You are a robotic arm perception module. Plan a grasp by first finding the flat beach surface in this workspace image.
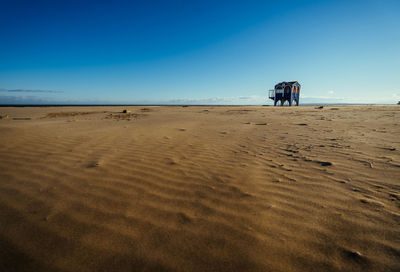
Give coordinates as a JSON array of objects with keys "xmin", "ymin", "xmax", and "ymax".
[{"xmin": 0, "ymin": 105, "xmax": 399, "ymax": 271}]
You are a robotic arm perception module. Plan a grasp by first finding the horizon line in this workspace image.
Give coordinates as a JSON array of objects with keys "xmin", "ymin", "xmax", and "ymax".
[{"xmin": 0, "ymin": 103, "xmax": 397, "ymax": 107}]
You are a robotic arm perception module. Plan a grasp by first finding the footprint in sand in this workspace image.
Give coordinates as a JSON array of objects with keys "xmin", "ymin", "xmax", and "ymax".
[
  {"xmin": 381, "ymin": 147, "xmax": 396, "ymax": 151},
  {"xmin": 87, "ymin": 160, "xmax": 101, "ymax": 168},
  {"xmin": 389, "ymin": 193, "xmax": 399, "ymax": 201},
  {"xmin": 165, "ymin": 157, "xmax": 178, "ymax": 165},
  {"xmin": 303, "ymin": 157, "xmax": 333, "ymax": 166},
  {"xmin": 176, "ymin": 212, "xmax": 192, "ymax": 224}
]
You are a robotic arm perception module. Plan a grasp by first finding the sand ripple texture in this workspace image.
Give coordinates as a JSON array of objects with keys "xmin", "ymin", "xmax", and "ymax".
[{"xmin": 0, "ymin": 106, "xmax": 399, "ymax": 271}]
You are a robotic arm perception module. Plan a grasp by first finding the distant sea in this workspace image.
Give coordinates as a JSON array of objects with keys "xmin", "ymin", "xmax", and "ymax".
[{"xmin": 0, "ymin": 103, "xmax": 396, "ymax": 107}]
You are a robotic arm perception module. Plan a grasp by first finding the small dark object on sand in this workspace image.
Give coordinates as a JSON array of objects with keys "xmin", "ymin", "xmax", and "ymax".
[
  {"xmin": 122, "ymin": 109, "xmax": 131, "ymax": 114},
  {"xmin": 13, "ymin": 117, "xmax": 31, "ymax": 120},
  {"xmin": 319, "ymin": 161, "xmax": 332, "ymax": 166},
  {"xmin": 344, "ymin": 250, "xmax": 365, "ymax": 263},
  {"xmin": 348, "ymin": 251, "xmax": 362, "ymax": 258},
  {"xmin": 315, "ymin": 106, "xmax": 324, "ymax": 109}
]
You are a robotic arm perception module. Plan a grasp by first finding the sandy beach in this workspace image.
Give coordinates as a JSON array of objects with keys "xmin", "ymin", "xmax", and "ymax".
[{"xmin": 0, "ymin": 105, "xmax": 399, "ymax": 271}]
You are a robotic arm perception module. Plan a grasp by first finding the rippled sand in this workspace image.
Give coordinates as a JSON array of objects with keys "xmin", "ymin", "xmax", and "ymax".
[{"xmin": 0, "ymin": 105, "xmax": 399, "ymax": 271}]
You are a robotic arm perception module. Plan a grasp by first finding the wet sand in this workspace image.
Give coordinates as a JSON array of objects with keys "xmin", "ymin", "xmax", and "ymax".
[{"xmin": 0, "ymin": 105, "xmax": 399, "ymax": 271}]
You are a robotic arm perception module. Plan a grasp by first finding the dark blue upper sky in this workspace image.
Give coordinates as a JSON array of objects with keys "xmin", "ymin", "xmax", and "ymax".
[{"xmin": 1, "ymin": 0, "xmax": 399, "ymax": 104}]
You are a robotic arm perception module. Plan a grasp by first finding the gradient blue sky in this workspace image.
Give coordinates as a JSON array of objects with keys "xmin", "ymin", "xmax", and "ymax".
[{"xmin": 0, "ymin": 0, "xmax": 399, "ymax": 104}]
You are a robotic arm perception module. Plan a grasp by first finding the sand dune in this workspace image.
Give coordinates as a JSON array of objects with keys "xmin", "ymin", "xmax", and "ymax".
[{"xmin": 0, "ymin": 105, "xmax": 399, "ymax": 271}]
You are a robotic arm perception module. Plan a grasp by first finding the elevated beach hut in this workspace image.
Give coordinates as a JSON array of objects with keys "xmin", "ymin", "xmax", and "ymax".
[{"xmin": 269, "ymin": 81, "xmax": 301, "ymax": 106}]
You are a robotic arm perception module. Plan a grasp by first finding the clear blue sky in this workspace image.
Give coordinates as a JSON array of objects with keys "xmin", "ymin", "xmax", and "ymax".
[{"xmin": 0, "ymin": 0, "xmax": 399, "ymax": 104}]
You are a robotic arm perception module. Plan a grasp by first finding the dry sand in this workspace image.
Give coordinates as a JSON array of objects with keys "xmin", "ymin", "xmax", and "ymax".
[{"xmin": 0, "ymin": 105, "xmax": 399, "ymax": 271}]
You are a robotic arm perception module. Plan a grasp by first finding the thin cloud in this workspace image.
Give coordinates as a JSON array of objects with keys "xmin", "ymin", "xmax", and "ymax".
[
  {"xmin": 0, "ymin": 95, "xmax": 56, "ymax": 104},
  {"xmin": 0, "ymin": 88, "xmax": 63, "ymax": 93},
  {"xmin": 167, "ymin": 95, "xmax": 264, "ymax": 105},
  {"xmin": 167, "ymin": 97, "xmax": 228, "ymax": 104},
  {"xmin": 301, "ymin": 95, "xmax": 344, "ymax": 100}
]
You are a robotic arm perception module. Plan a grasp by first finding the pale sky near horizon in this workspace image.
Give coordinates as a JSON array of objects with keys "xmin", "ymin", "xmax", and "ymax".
[{"xmin": 1, "ymin": 0, "xmax": 399, "ymax": 105}]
